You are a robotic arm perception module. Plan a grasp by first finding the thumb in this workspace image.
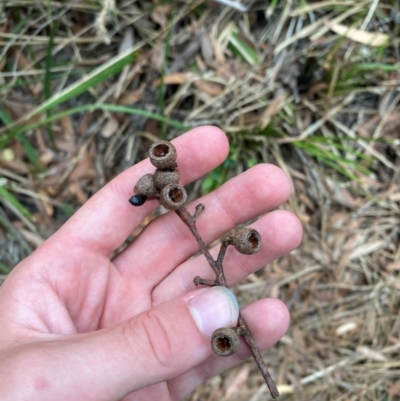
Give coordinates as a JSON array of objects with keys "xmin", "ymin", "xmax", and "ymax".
[
  {"xmin": 3, "ymin": 287, "xmax": 239, "ymax": 401},
  {"xmin": 96, "ymin": 286, "xmax": 239, "ymax": 396}
]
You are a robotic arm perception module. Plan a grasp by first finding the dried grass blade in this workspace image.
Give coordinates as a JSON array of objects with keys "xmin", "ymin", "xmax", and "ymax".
[{"xmin": 325, "ymin": 21, "xmax": 389, "ymax": 47}]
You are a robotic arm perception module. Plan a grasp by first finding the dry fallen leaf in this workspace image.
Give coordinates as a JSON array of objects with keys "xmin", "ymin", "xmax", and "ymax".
[
  {"xmin": 387, "ymin": 262, "xmax": 400, "ymax": 271},
  {"xmin": 69, "ymin": 153, "xmax": 94, "ymax": 181},
  {"xmin": 329, "ymin": 181, "xmax": 359, "ymax": 208},
  {"xmin": 199, "ymin": 28, "xmax": 213, "ymax": 63},
  {"xmin": 119, "ymin": 26, "xmax": 134, "ymax": 54},
  {"xmin": 193, "ymin": 79, "xmax": 224, "ymax": 96},
  {"xmin": 356, "ymin": 346, "xmax": 386, "ymax": 362},
  {"xmin": 150, "ymin": 4, "xmax": 170, "ymax": 28},
  {"xmin": 0, "ymin": 158, "xmax": 29, "ymax": 174},
  {"xmin": 68, "ymin": 182, "xmax": 88, "ymax": 204},
  {"xmin": 118, "ymin": 86, "xmax": 145, "ymax": 105},
  {"xmin": 60, "ymin": 116, "xmax": 75, "ymax": 138},
  {"xmin": 336, "ymin": 321, "xmax": 357, "ymax": 336},
  {"xmin": 39, "ymin": 149, "xmax": 55, "ymax": 166},
  {"xmin": 277, "ymin": 384, "xmax": 294, "ymax": 395},
  {"xmin": 389, "ymin": 380, "xmax": 400, "ymax": 396},
  {"xmin": 325, "ymin": 21, "xmax": 389, "ymax": 47},
  {"xmin": 37, "ymin": 189, "xmax": 54, "ymax": 217},
  {"xmin": 224, "ymin": 364, "xmax": 250, "ymax": 397},
  {"xmin": 260, "ymin": 94, "xmax": 287, "ymax": 129},
  {"xmin": 156, "ymin": 72, "xmax": 194, "ymax": 86},
  {"xmin": 14, "ymin": 226, "xmax": 45, "ymax": 248},
  {"xmin": 348, "ymin": 240, "xmax": 385, "ymax": 260},
  {"xmin": 101, "ymin": 118, "xmax": 119, "ymax": 138},
  {"xmin": 5, "ymin": 99, "xmax": 36, "ymax": 122},
  {"xmin": 292, "ymin": 326, "xmax": 306, "ymax": 348}
]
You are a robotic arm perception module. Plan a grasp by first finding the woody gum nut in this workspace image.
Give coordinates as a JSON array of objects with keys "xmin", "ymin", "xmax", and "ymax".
[
  {"xmin": 134, "ymin": 174, "xmax": 159, "ymax": 200},
  {"xmin": 149, "ymin": 140, "xmax": 177, "ymax": 169},
  {"xmin": 231, "ymin": 228, "xmax": 261, "ymax": 255},
  {"xmin": 221, "ymin": 233, "xmax": 233, "ymax": 245},
  {"xmin": 211, "ymin": 327, "xmax": 240, "ymax": 356},
  {"xmin": 159, "ymin": 184, "xmax": 187, "ymax": 210},
  {"xmin": 154, "ymin": 169, "xmax": 180, "ymax": 190}
]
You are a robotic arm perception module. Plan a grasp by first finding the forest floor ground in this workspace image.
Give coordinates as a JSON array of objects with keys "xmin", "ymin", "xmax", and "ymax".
[{"xmin": 0, "ymin": 1, "xmax": 399, "ymax": 400}]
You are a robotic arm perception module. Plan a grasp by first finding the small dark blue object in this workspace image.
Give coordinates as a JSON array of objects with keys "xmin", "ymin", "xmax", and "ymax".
[{"xmin": 129, "ymin": 194, "xmax": 147, "ymax": 206}]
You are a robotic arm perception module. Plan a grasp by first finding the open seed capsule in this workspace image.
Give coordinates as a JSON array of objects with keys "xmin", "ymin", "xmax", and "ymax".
[
  {"xmin": 211, "ymin": 327, "xmax": 240, "ymax": 356},
  {"xmin": 159, "ymin": 184, "xmax": 187, "ymax": 210},
  {"xmin": 231, "ymin": 227, "xmax": 261, "ymax": 255},
  {"xmin": 149, "ymin": 140, "xmax": 177, "ymax": 169}
]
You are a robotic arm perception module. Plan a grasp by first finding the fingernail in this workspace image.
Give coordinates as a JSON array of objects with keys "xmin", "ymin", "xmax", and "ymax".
[{"xmin": 189, "ymin": 287, "xmax": 239, "ymax": 338}]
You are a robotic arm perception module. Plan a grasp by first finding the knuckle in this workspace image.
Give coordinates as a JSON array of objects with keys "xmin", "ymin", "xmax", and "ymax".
[
  {"xmin": 214, "ymin": 187, "xmax": 236, "ymax": 227},
  {"xmin": 136, "ymin": 310, "xmax": 174, "ymax": 370}
]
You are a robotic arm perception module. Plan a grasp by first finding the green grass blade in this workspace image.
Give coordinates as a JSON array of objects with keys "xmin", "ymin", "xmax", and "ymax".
[
  {"xmin": 43, "ymin": 2, "xmax": 57, "ymax": 144},
  {"xmin": 293, "ymin": 141, "xmax": 361, "ymax": 181},
  {"xmin": 0, "ymin": 186, "xmax": 33, "ymax": 220},
  {"xmin": 1, "ymin": 46, "xmax": 138, "ymax": 135},
  {"xmin": 44, "ymin": 21, "xmax": 56, "ymax": 101},
  {"xmin": 0, "ymin": 104, "xmax": 190, "ymax": 148},
  {"xmin": 41, "ymin": 103, "xmax": 189, "ymax": 130},
  {"xmin": 229, "ymin": 32, "xmax": 258, "ymax": 66},
  {"xmin": 0, "ymin": 107, "xmax": 42, "ymax": 170},
  {"xmin": 0, "ymin": 46, "xmax": 140, "ymax": 147},
  {"xmin": 158, "ymin": 4, "xmax": 175, "ymax": 139},
  {"xmin": 357, "ymin": 63, "xmax": 400, "ymax": 72},
  {"xmin": 0, "ymin": 106, "xmax": 12, "ymax": 125},
  {"xmin": 33, "ymin": 46, "xmax": 138, "ymax": 117},
  {"xmin": 0, "ymin": 262, "xmax": 10, "ymax": 274},
  {"xmin": 16, "ymin": 134, "xmax": 43, "ymax": 171}
]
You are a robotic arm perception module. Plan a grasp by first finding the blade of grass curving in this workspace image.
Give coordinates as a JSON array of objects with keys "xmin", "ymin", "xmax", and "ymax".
[
  {"xmin": 0, "ymin": 107, "xmax": 42, "ymax": 170},
  {"xmin": 229, "ymin": 31, "xmax": 258, "ymax": 66},
  {"xmin": 0, "ymin": 106, "xmax": 11, "ymax": 127},
  {"xmin": 0, "ymin": 186, "xmax": 33, "ymax": 220},
  {"xmin": 306, "ymin": 136, "xmax": 375, "ymax": 171},
  {"xmin": 158, "ymin": 3, "xmax": 175, "ymax": 140},
  {"xmin": 44, "ymin": 1, "xmax": 56, "ymax": 102},
  {"xmin": 0, "ymin": 107, "xmax": 12, "ymax": 126},
  {"xmin": 0, "ymin": 45, "xmax": 139, "ymax": 140},
  {"xmin": 293, "ymin": 140, "xmax": 361, "ymax": 181},
  {"xmin": 33, "ymin": 46, "xmax": 138, "ymax": 117},
  {"xmin": 0, "ymin": 104, "xmax": 190, "ymax": 148},
  {"xmin": 16, "ymin": 134, "xmax": 43, "ymax": 171},
  {"xmin": 357, "ymin": 62, "xmax": 400, "ymax": 72},
  {"xmin": 0, "ymin": 262, "xmax": 10, "ymax": 274},
  {"xmin": 0, "ymin": 212, "xmax": 33, "ymax": 254},
  {"xmin": 44, "ymin": 0, "xmax": 57, "ymax": 145}
]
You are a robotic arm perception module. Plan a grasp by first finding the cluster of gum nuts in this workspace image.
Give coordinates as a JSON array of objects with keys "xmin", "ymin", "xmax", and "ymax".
[
  {"xmin": 129, "ymin": 140, "xmax": 262, "ymax": 358},
  {"xmin": 129, "ymin": 140, "xmax": 187, "ymax": 210}
]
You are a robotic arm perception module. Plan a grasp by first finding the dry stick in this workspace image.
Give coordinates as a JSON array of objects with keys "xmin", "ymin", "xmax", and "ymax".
[
  {"xmin": 238, "ymin": 315, "xmax": 279, "ymax": 398},
  {"xmin": 175, "ymin": 205, "xmax": 279, "ymax": 399}
]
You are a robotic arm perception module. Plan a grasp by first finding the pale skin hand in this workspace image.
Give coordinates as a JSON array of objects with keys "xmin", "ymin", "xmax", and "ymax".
[{"xmin": 0, "ymin": 127, "xmax": 302, "ymax": 401}]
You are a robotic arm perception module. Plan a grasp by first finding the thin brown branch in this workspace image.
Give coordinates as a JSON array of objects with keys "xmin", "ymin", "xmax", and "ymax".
[{"xmin": 175, "ymin": 205, "xmax": 279, "ymax": 399}]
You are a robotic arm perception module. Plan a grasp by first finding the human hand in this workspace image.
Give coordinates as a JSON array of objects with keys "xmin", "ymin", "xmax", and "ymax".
[{"xmin": 0, "ymin": 126, "xmax": 302, "ymax": 401}]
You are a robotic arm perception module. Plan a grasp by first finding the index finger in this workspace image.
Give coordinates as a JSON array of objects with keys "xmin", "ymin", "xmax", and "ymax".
[{"xmin": 49, "ymin": 126, "xmax": 229, "ymax": 255}]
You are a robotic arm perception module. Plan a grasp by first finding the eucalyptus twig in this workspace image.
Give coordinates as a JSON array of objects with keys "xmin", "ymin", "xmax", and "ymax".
[
  {"xmin": 175, "ymin": 205, "xmax": 279, "ymax": 399},
  {"xmin": 175, "ymin": 206, "xmax": 222, "ymax": 280},
  {"xmin": 129, "ymin": 139, "xmax": 279, "ymax": 398}
]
